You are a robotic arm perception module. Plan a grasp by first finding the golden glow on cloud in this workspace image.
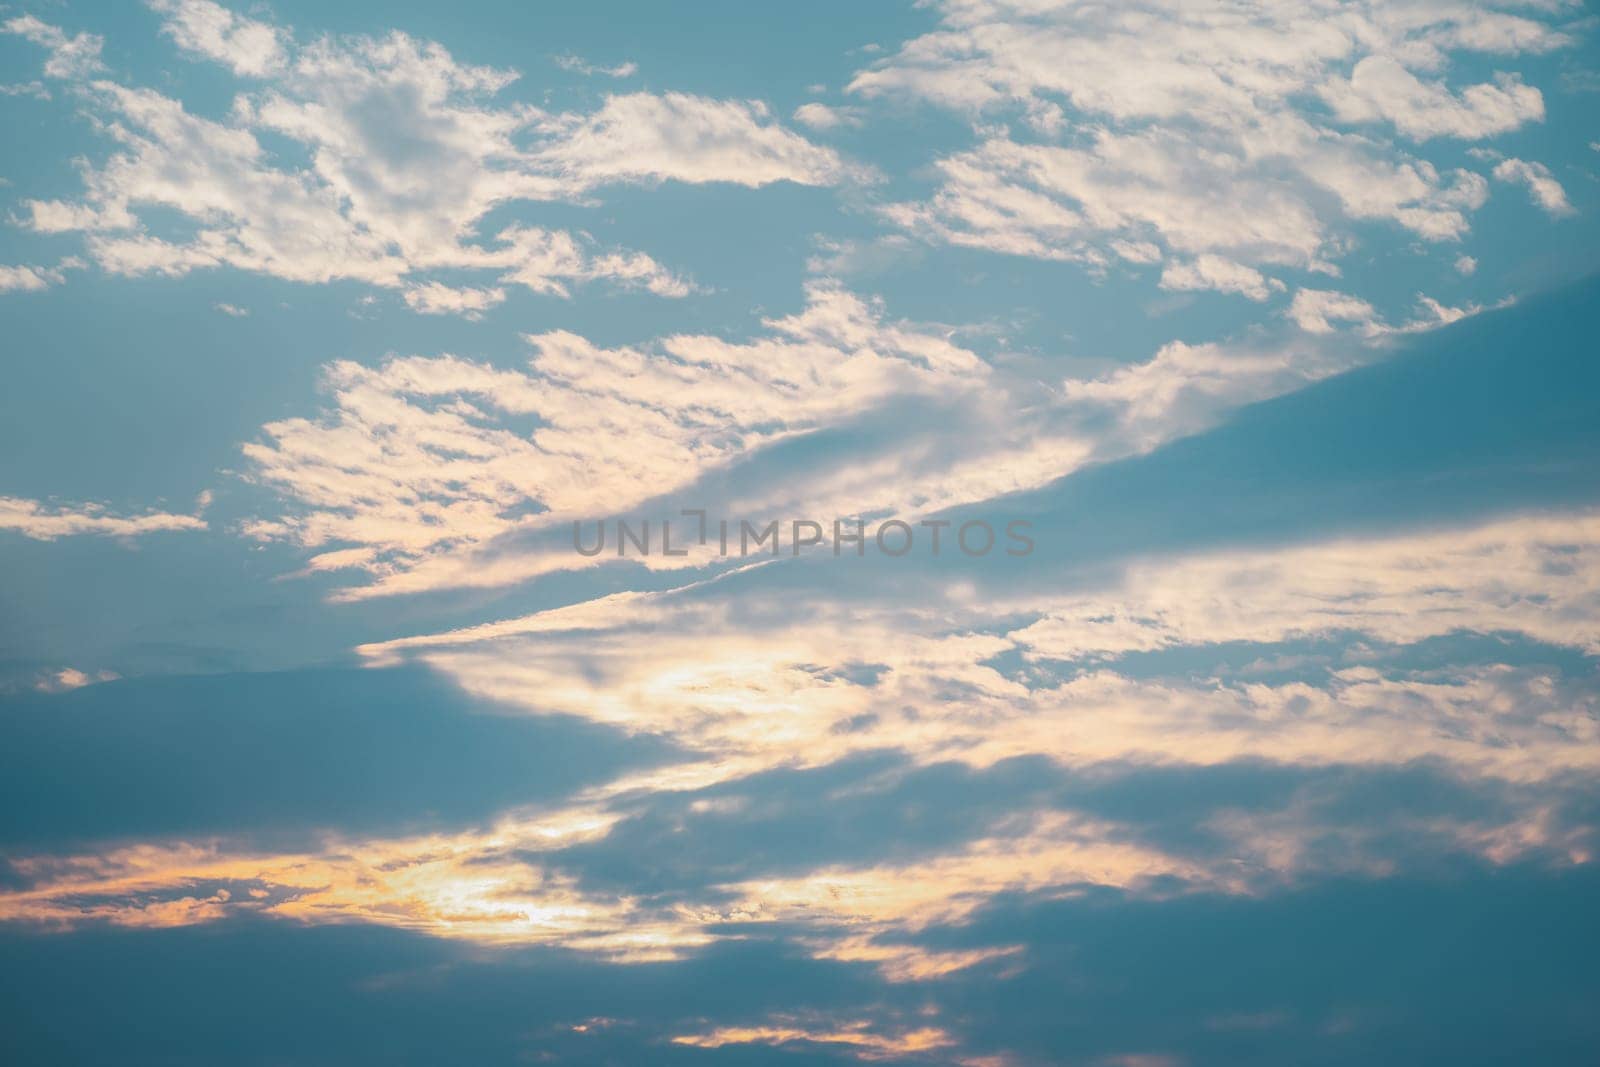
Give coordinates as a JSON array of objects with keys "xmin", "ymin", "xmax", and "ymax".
[
  {"xmin": 671, "ymin": 1018, "xmax": 956, "ymax": 1061},
  {"xmin": 5, "ymin": 510, "xmax": 1593, "ymax": 983},
  {"xmin": 1, "ymin": 1, "xmax": 1596, "ymax": 1062},
  {"xmin": 343, "ymin": 511, "xmax": 1600, "ymax": 790}
]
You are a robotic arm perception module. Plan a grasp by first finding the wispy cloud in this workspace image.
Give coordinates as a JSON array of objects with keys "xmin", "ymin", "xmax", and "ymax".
[
  {"xmin": 552, "ymin": 53, "xmax": 637, "ymax": 79},
  {"xmin": 0, "ymin": 495, "xmax": 207, "ymax": 540},
  {"xmin": 1, "ymin": 15, "xmax": 105, "ymax": 79}
]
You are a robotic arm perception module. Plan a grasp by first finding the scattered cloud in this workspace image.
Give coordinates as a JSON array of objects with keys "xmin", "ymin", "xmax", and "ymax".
[
  {"xmin": 1492, "ymin": 157, "xmax": 1575, "ymax": 216},
  {"xmin": 9, "ymin": 506, "xmax": 1592, "ymax": 980},
  {"xmin": 0, "ymin": 10, "xmax": 1595, "ymax": 1055},
  {"xmin": 239, "ymin": 283, "xmax": 992, "ymax": 595},
  {"xmin": 1, "ymin": 15, "xmax": 105, "ymax": 79},
  {"xmin": 672, "ymin": 1017, "xmax": 955, "ymax": 1061},
  {"xmin": 0, "ymin": 80, "xmax": 50, "ymax": 100},
  {"xmin": 793, "ymin": 102, "xmax": 864, "ymax": 130},
  {"xmin": 531, "ymin": 92, "xmax": 849, "ymax": 190},
  {"xmin": 1320, "ymin": 59, "xmax": 1544, "ymax": 141},
  {"xmin": 852, "ymin": 0, "xmax": 1569, "ymax": 278},
  {"xmin": 1159, "ymin": 255, "xmax": 1283, "ymax": 302},
  {"xmin": 0, "ymin": 496, "xmax": 208, "ymax": 540},
  {"xmin": 1288, "ymin": 288, "xmax": 1380, "ymax": 334},
  {"xmin": 238, "ymin": 275, "xmax": 1384, "ymax": 599},
  {"xmin": 34, "ymin": 667, "xmax": 119, "ymax": 693},
  {"xmin": 553, "ymin": 53, "xmax": 637, "ymax": 79},
  {"xmin": 147, "ymin": 0, "xmax": 288, "ymax": 78},
  {"xmin": 402, "ymin": 282, "xmax": 506, "ymax": 317},
  {"xmin": 6, "ymin": 9, "xmax": 838, "ymax": 304},
  {"xmin": 0, "ymin": 262, "xmax": 72, "ymax": 293}
]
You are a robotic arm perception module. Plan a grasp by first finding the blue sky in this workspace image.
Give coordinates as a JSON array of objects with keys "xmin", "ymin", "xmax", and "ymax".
[{"xmin": 2, "ymin": 1, "xmax": 1600, "ymax": 1063}]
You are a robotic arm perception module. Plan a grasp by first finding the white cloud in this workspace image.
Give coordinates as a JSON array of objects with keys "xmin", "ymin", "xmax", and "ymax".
[
  {"xmin": 244, "ymin": 276, "xmax": 1375, "ymax": 599},
  {"xmin": 0, "ymin": 496, "xmax": 207, "ymax": 540},
  {"xmin": 2, "ymin": 1, "xmax": 1594, "ymax": 996},
  {"xmin": 532, "ymin": 92, "xmax": 849, "ymax": 190},
  {"xmin": 1288, "ymin": 287, "xmax": 1501, "ymax": 337},
  {"xmin": 7, "ymin": 506, "xmax": 1596, "ymax": 966},
  {"xmin": 552, "ymin": 54, "xmax": 637, "ymax": 79},
  {"xmin": 9, "ymin": 14, "xmax": 838, "ymax": 303},
  {"xmin": 853, "ymin": 0, "xmax": 1570, "ymax": 276},
  {"xmin": 879, "ymin": 127, "xmax": 1488, "ymax": 274},
  {"xmin": 402, "ymin": 281, "xmax": 506, "ymax": 317},
  {"xmin": 345, "ymin": 510, "xmax": 1600, "ymax": 802},
  {"xmin": 849, "ymin": 1, "xmax": 1569, "ymax": 122},
  {"xmin": 1320, "ymin": 58, "xmax": 1544, "ymax": 141},
  {"xmin": 147, "ymin": 0, "xmax": 288, "ymax": 78},
  {"xmin": 1492, "ymin": 157, "xmax": 1575, "ymax": 216},
  {"xmin": 239, "ymin": 283, "xmax": 991, "ymax": 595},
  {"xmin": 1288, "ymin": 288, "xmax": 1380, "ymax": 334},
  {"xmin": 0, "ymin": 263, "xmax": 69, "ymax": 293},
  {"xmin": 1012, "ymin": 511, "xmax": 1600, "ymax": 661},
  {"xmin": 213, "ymin": 301, "xmax": 249, "ymax": 316},
  {"xmin": 486, "ymin": 226, "xmax": 693, "ymax": 298},
  {"xmin": 793, "ymin": 102, "xmax": 863, "ymax": 131},
  {"xmin": 1159, "ymin": 254, "xmax": 1283, "ymax": 301},
  {"xmin": 1059, "ymin": 334, "xmax": 1352, "ymax": 451},
  {"xmin": 0, "ymin": 80, "xmax": 50, "ymax": 100},
  {"xmin": 1398, "ymin": 293, "xmax": 1489, "ymax": 331},
  {"xmin": 1, "ymin": 15, "xmax": 105, "ymax": 80}
]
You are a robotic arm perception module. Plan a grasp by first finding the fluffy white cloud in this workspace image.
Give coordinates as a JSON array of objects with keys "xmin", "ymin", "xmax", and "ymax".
[
  {"xmin": 1320, "ymin": 57, "xmax": 1544, "ymax": 141},
  {"xmin": 850, "ymin": 0, "xmax": 1568, "ymax": 124},
  {"xmin": 402, "ymin": 282, "xmax": 506, "ymax": 317},
  {"xmin": 1286, "ymin": 287, "xmax": 1496, "ymax": 336},
  {"xmin": 8, "ymin": 8, "xmax": 841, "ymax": 304},
  {"xmin": 1288, "ymin": 288, "xmax": 1381, "ymax": 334},
  {"xmin": 531, "ymin": 92, "xmax": 849, "ymax": 191},
  {"xmin": 1159, "ymin": 254, "xmax": 1283, "ymax": 301},
  {"xmin": 147, "ymin": 0, "xmax": 287, "ymax": 77},
  {"xmin": 1492, "ymin": 157, "xmax": 1574, "ymax": 216},
  {"xmin": 879, "ymin": 124, "xmax": 1490, "ymax": 275},
  {"xmin": 793, "ymin": 102, "xmax": 863, "ymax": 130},
  {"xmin": 854, "ymin": 0, "xmax": 1570, "ymax": 277},
  {"xmin": 487, "ymin": 227, "xmax": 693, "ymax": 298}
]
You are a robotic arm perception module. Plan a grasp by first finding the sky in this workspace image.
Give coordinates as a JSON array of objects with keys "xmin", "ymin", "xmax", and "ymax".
[{"xmin": 2, "ymin": 1, "xmax": 1600, "ymax": 1063}]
